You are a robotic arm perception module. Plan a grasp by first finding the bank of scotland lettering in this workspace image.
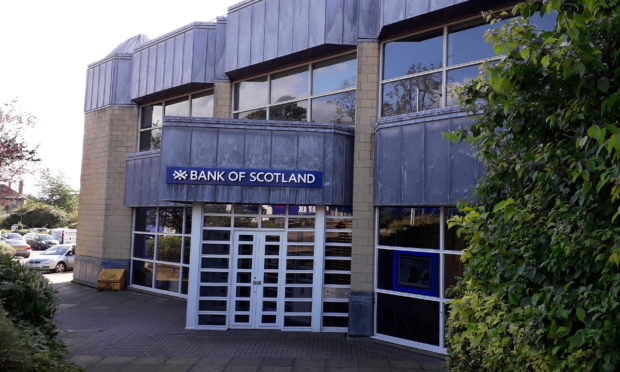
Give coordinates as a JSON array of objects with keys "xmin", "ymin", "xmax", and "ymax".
[{"xmin": 166, "ymin": 167, "xmax": 322, "ymax": 188}]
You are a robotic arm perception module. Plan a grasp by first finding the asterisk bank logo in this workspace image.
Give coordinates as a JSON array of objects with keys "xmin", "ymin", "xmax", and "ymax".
[{"xmin": 173, "ymin": 169, "xmax": 188, "ymax": 180}]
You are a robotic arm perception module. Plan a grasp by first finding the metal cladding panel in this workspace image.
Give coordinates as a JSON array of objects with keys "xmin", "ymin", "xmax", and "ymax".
[
  {"xmin": 130, "ymin": 50, "xmax": 141, "ymax": 99},
  {"xmin": 400, "ymin": 124, "xmax": 425, "ymax": 204},
  {"xmin": 382, "ymin": 0, "xmax": 406, "ymax": 27},
  {"xmin": 263, "ymin": 0, "xmax": 280, "ymax": 62},
  {"xmin": 407, "ymin": 0, "xmax": 430, "ymax": 17},
  {"xmin": 358, "ymin": 0, "xmax": 380, "ymax": 38},
  {"xmin": 374, "ymin": 112, "xmax": 480, "ymax": 206},
  {"xmin": 156, "ymin": 118, "xmax": 354, "ymax": 205},
  {"xmin": 308, "ymin": 0, "xmax": 326, "ymax": 47},
  {"xmin": 424, "ymin": 120, "xmax": 451, "ymax": 204},
  {"xmin": 96, "ymin": 65, "xmax": 105, "ymax": 108},
  {"xmin": 215, "ymin": 20, "xmax": 228, "ymax": 80},
  {"xmin": 237, "ymin": 5, "xmax": 253, "ymax": 68},
  {"xmin": 206, "ymin": 29, "xmax": 217, "ymax": 82},
  {"xmin": 164, "ymin": 38, "xmax": 175, "ymax": 89},
  {"xmin": 102, "ymin": 61, "xmax": 112, "ymax": 107},
  {"xmin": 325, "ymin": 0, "xmax": 344, "ymax": 44},
  {"xmin": 146, "ymin": 46, "xmax": 157, "ymax": 94},
  {"xmin": 182, "ymin": 31, "xmax": 194, "ymax": 84},
  {"xmin": 192, "ymin": 28, "xmax": 208, "ymax": 82},
  {"xmin": 172, "ymin": 34, "xmax": 185, "ymax": 87},
  {"xmin": 250, "ymin": 1, "xmax": 266, "ymax": 65},
  {"xmin": 277, "ymin": 0, "xmax": 294, "ymax": 56},
  {"xmin": 139, "ymin": 49, "xmax": 149, "ymax": 97},
  {"xmin": 375, "ymin": 126, "xmax": 402, "ymax": 205},
  {"xmin": 113, "ymin": 59, "xmax": 133, "ymax": 105},
  {"xmin": 225, "ymin": 10, "xmax": 240, "ymax": 71},
  {"xmin": 155, "ymin": 43, "xmax": 166, "ymax": 92},
  {"xmin": 343, "ymin": 0, "xmax": 359, "ymax": 44},
  {"xmin": 292, "ymin": 0, "xmax": 310, "ymax": 53}
]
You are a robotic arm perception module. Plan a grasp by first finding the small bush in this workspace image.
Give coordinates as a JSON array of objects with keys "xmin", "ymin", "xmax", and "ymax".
[{"xmin": 0, "ymin": 241, "xmax": 16, "ymax": 257}]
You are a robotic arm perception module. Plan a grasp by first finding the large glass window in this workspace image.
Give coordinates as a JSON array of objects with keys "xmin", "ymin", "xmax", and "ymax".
[
  {"xmin": 131, "ymin": 207, "xmax": 192, "ymax": 296},
  {"xmin": 375, "ymin": 206, "xmax": 464, "ymax": 353},
  {"xmin": 233, "ymin": 54, "xmax": 356, "ymax": 125},
  {"xmin": 381, "ymin": 14, "xmax": 554, "ymax": 117},
  {"xmin": 138, "ymin": 89, "xmax": 214, "ymax": 151}
]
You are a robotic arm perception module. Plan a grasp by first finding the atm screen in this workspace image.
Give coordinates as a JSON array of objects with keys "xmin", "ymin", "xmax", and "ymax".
[{"xmin": 393, "ymin": 251, "xmax": 438, "ymax": 296}]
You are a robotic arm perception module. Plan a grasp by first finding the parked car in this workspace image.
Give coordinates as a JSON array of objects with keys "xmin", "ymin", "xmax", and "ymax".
[
  {"xmin": 23, "ymin": 233, "xmax": 59, "ymax": 250},
  {"xmin": 3, "ymin": 239, "xmax": 31, "ymax": 258},
  {"xmin": 1, "ymin": 232, "xmax": 23, "ymax": 240},
  {"xmin": 25, "ymin": 245, "xmax": 75, "ymax": 273},
  {"xmin": 50, "ymin": 228, "xmax": 77, "ymax": 244}
]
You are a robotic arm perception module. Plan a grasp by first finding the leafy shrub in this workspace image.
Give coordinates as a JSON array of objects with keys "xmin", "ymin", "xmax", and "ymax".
[
  {"xmin": 2, "ymin": 201, "xmax": 69, "ymax": 229},
  {"xmin": 0, "ymin": 255, "xmax": 59, "ymax": 334},
  {"xmin": 446, "ymin": 1, "xmax": 620, "ymax": 371},
  {"xmin": 0, "ymin": 241, "xmax": 16, "ymax": 257}
]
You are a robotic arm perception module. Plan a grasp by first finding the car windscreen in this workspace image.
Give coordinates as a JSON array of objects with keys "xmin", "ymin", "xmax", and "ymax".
[
  {"xmin": 4, "ymin": 233, "xmax": 22, "ymax": 239},
  {"xmin": 5, "ymin": 239, "xmax": 26, "ymax": 245},
  {"xmin": 42, "ymin": 246, "xmax": 68, "ymax": 255},
  {"xmin": 39, "ymin": 234, "xmax": 53, "ymax": 240}
]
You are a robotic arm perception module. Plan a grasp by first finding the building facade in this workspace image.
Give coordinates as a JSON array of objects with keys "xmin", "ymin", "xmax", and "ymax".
[{"xmin": 77, "ymin": 0, "xmax": 548, "ymax": 354}]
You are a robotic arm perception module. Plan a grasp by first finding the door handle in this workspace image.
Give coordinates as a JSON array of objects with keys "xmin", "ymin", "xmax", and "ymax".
[{"xmin": 252, "ymin": 280, "xmax": 262, "ymax": 285}]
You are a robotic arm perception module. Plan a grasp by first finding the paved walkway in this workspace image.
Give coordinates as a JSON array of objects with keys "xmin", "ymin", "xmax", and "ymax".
[{"xmin": 54, "ymin": 280, "xmax": 448, "ymax": 371}]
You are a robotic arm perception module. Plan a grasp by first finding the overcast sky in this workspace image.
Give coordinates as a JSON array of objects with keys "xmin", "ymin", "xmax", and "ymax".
[{"xmin": 0, "ymin": 0, "xmax": 238, "ymax": 195}]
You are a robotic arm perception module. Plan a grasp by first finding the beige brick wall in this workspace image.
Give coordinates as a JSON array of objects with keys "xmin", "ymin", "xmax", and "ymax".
[
  {"xmin": 77, "ymin": 106, "xmax": 138, "ymax": 261},
  {"xmin": 351, "ymin": 41, "xmax": 380, "ymax": 291},
  {"xmin": 214, "ymin": 80, "xmax": 232, "ymax": 118}
]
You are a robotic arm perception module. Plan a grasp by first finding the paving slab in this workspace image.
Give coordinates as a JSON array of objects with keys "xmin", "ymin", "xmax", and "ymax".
[{"xmin": 54, "ymin": 281, "xmax": 448, "ymax": 372}]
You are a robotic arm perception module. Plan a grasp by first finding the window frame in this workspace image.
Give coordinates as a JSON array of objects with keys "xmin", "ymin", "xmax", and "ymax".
[
  {"xmin": 231, "ymin": 51, "xmax": 357, "ymax": 124},
  {"xmin": 379, "ymin": 15, "xmax": 507, "ymax": 118},
  {"xmin": 137, "ymin": 88, "xmax": 215, "ymax": 152}
]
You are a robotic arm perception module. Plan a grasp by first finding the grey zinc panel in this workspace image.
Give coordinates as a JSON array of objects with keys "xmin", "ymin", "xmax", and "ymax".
[
  {"xmin": 449, "ymin": 117, "xmax": 478, "ymax": 202},
  {"xmin": 189, "ymin": 127, "xmax": 219, "ymax": 201},
  {"xmin": 270, "ymin": 131, "xmax": 298, "ymax": 201},
  {"xmin": 206, "ymin": 28, "xmax": 216, "ymax": 82},
  {"xmin": 308, "ymin": 0, "xmax": 326, "ymax": 47},
  {"xmin": 331, "ymin": 133, "xmax": 348, "ymax": 204},
  {"xmin": 173, "ymin": 34, "xmax": 185, "ymax": 87},
  {"xmin": 164, "ymin": 37, "xmax": 175, "ymax": 90},
  {"xmin": 358, "ymin": 0, "xmax": 380, "ymax": 39},
  {"xmin": 400, "ymin": 123, "xmax": 425, "ymax": 205},
  {"xmin": 376, "ymin": 126, "xmax": 402, "ymax": 205},
  {"xmin": 277, "ymin": 0, "xmax": 294, "ymax": 57},
  {"xmin": 124, "ymin": 159, "xmax": 135, "ymax": 205},
  {"xmin": 297, "ymin": 131, "xmax": 324, "ymax": 202},
  {"xmin": 343, "ymin": 134, "xmax": 354, "ymax": 205},
  {"xmin": 241, "ymin": 130, "xmax": 271, "ymax": 202},
  {"xmin": 424, "ymin": 120, "xmax": 451, "ymax": 204},
  {"xmin": 103, "ymin": 61, "xmax": 112, "ymax": 107},
  {"xmin": 215, "ymin": 21, "xmax": 228, "ymax": 80},
  {"xmin": 321, "ymin": 133, "xmax": 335, "ymax": 202},
  {"xmin": 138, "ymin": 50, "xmax": 148, "ymax": 97},
  {"xmin": 225, "ymin": 10, "xmax": 239, "ymax": 72},
  {"xmin": 155, "ymin": 42, "xmax": 166, "ymax": 92},
  {"xmin": 114, "ymin": 59, "xmax": 133, "ymax": 105},
  {"xmin": 325, "ymin": 0, "xmax": 344, "ymax": 44},
  {"xmin": 92, "ymin": 65, "xmax": 100, "ymax": 109},
  {"xmin": 250, "ymin": 1, "xmax": 265, "ymax": 65},
  {"xmin": 96, "ymin": 65, "xmax": 105, "ymax": 108},
  {"xmin": 182, "ymin": 30, "xmax": 194, "ymax": 85},
  {"xmin": 430, "ymin": 0, "xmax": 455, "ymax": 11},
  {"xmin": 215, "ymin": 129, "xmax": 245, "ymax": 202},
  {"xmin": 148, "ymin": 155, "xmax": 160, "ymax": 205},
  {"xmin": 263, "ymin": 0, "xmax": 280, "ymax": 61},
  {"xmin": 192, "ymin": 28, "xmax": 208, "ymax": 83},
  {"xmin": 130, "ymin": 50, "xmax": 141, "ymax": 99},
  {"xmin": 292, "ymin": 0, "xmax": 310, "ymax": 53},
  {"xmin": 85, "ymin": 68, "xmax": 93, "ymax": 111},
  {"xmin": 382, "ymin": 0, "xmax": 406, "ymax": 26},
  {"xmin": 163, "ymin": 126, "xmax": 191, "ymax": 202},
  {"xmin": 407, "ymin": 0, "xmax": 430, "ymax": 17},
  {"xmin": 146, "ymin": 46, "xmax": 157, "ymax": 95},
  {"xmin": 343, "ymin": 0, "xmax": 358, "ymax": 44},
  {"xmin": 237, "ymin": 6, "xmax": 253, "ymax": 69}
]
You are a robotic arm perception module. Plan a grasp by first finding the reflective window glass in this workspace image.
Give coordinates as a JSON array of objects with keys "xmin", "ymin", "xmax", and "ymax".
[
  {"xmin": 378, "ymin": 207, "xmax": 440, "ymax": 249},
  {"xmin": 270, "ymin": 67, "xmax": 308, "ymax": 103},
  {"xmin": 140, "ymin": 104, "xmax": 162, "ymax": 129},
  {"xmin": 383, "ymin": 31, "xmax": 443, "ymax": 80},
  {"xmin": 311, "ymin": 92, "xmax": 355, "ymax": 125},
  {"xmin": 139, "ymin": 128, "xmax": 161, "ymax": 151},
  {"xmin": 156, "ymin": 236, "xmax": 182, "ymax": 263},
  {"xmin": 446, "ymin": 65, "xmax": 481, "ymax": 107},
  {"xmin": 132, "ymin": 260, "xmax": 153, "ymax": 287},
  {"xmin": 312, "ymin": 55, "xmax": 357, "ymax": 95},
  {"xmin": 270, "ymin": 100, "xmax": 307, "ymax": 122},
  {"xmin": 165, "ymin": 97, "xmax": 190, "ymax": 116},
  {"xmin": 155, "ymin": 263, "xmax": 181, "ymax": 292},
  {"xmin": 448, "ymin": 19, "xmax": 509, "ymax": 66},
  {"xmin": 191, "ymin": 91, "xmax": 214, "ymax": 117},
  {"xmin": 377, "ymin": 293, "xmax": 439, "ymax": 345},
  {"xmin": 135, "ymin": 208, "xmax": 157, "ymax": 232},
  {"xmin": 382, "ymin": 73, "xmax": 442, "ymax": 117},
  {"xmin": 234, "ymin": 108, "xmax": 267, "ymax": 120},
  {"xmin": 133, "ymin": 234, "xmax": 155, "ymax": 259},
  {"xmin": 204, "ymin": 204, "xmax": 232, "ymax": 214},
  {"xmin": 159, "ymin": 208, "xmax": 183, "ymax": 234},
  {"xmin": 234, "ymin": 77, "xmax": 268, "ymax": 111}
]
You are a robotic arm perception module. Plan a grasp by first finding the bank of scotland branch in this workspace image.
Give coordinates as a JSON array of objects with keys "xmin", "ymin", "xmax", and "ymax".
[{"xmin": 76, "ymin": 0, "xmax": 548, "ymax": 354}]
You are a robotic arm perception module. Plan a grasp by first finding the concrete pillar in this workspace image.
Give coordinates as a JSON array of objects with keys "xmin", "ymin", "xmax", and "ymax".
[
  {"xmin": 214, "ymin": 80, "xmax": 232, "ymax": 118},
  {"xmin": 349, "ymin": 40, "xmax": 380, "ymax": 336},
  {"xmin": 74, "ymin": 106, "xmax": 138, "ymax": 286}
]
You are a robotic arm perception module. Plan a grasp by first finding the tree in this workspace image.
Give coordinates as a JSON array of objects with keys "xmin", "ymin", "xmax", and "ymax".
[
  {"xmin": 1, "ymin": 201, "xmax": 69, "ymax": 229},
  {"xmin": 445, "ymin": 1, "xmax": 620, "ymax": 371},
  {"xmin": 36, "ymin": 171, "xmax": 78, "ymax": 214},
  {"xmin": 0, "ymin": 99, "xmax": 39, "ymax": 183}
]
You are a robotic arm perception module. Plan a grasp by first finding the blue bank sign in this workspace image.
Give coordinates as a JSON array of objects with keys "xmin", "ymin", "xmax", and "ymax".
[{"xmin": 166, "ymin": 167, "xmax": 322, "ymax": 188}]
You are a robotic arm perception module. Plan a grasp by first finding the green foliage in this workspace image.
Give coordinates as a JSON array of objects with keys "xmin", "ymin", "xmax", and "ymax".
[
  {"xmin": 2, "ymin": 200, "xmax": 69, "ymax": 229},
  {"xmin": 445, "ymin": 1, "xmax": 620, "ymax": 371},
  {"xmin": 0, "ymin": 260, "xmax": 81, "ymax": 371},
  {"xmin": 0, "ymin": 241, "xmax": 16, "ymax": 257},
  {"xmin": 36, "ymin": 170, "xmax": 78, "ymax": 214}
]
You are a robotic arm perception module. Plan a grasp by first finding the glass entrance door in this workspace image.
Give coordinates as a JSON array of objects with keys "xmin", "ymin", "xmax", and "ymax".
[{"xmin": 230, "ymin": 231, "xmax": 285, "ymax": 328}]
